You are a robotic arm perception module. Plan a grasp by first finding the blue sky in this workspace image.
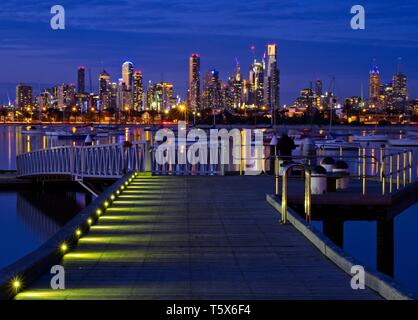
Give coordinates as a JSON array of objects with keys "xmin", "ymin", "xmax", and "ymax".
[{"xmin": 0, "ymin": 0, "xmax": 418, "ymax": 104}]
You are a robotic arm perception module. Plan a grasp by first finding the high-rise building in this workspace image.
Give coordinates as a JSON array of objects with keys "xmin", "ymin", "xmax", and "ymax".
[
  {"xmin": 263, "ymin": 44, "xmax": 280, "ymax": 111},
  {"xmin": 315, "ymin": 80, "xmax": 322, "ymax": 97},
  {"xmin": 203, "ymin": 70, "xmax": 221, "ymax": 109},
  {"xmin": 249, "ymin": 59, "xmax": 264, "ymax": 107},
  {"xmin": 122, "ymin": 61, "xmax": 134, "ymax": 91},
  {"xmin": 77, "ymin": 66, "xmax": 85, "ymax": 94},
  {"xmin": 188, "ymin": 54, "xmax": 201, "ymax": 111},
  {"xmin": 369, "ymin": 64, "xmax": 380, "ymax": 100},
  {"xmin": 133, "ymin": 70, "xmax": 144, "ymax": 111},
  {"xmin": 392, "ymin": 72, "xmax": 407, "ymax": 100},
  {"xmin": 99, "ymin": 70, "xmax": 111, "ymax": 110},
  {"xmin": 228, "ymin": 62, "xmax": 243, "ymax": 108},
  {"xmin": 16, "ymin": 84, "xmax": 33, "ymax": 110}
]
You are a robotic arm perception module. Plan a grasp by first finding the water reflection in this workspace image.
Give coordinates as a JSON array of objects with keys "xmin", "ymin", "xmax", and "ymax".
[{"xmin": 0, "ymin": 189, "xmax": 90, "ymax": 269}]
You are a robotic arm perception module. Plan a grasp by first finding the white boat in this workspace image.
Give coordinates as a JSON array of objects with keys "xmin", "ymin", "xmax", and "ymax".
[
  {"xmin": 352, "ymin": 134, "xmax": 388, "ymax": 142},
  {"xmin": 388, "ymin": 138, "xmax": 418, "ymax": 147},
  {"xmin": 316, "ymin": 139, "xmax": 360, "ymax": 151}
]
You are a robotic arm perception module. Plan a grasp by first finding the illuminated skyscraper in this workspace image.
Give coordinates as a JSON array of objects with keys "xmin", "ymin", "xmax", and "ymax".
[
  {"xmin": 77, "ymin": 66, "xmax": 85, "ymax": 94},
  {"xmin": 189, "ymin": 54, "xmax": 201, "ymax": 111},
  {"xmin": 229, "ymin": 61, "xmax": 243, "ymax": 108},
  {"xmin": 263, "ymin": 44, "xmax": 280, "ymax": 111},
  {"xmin": 392, "ymin": 73, "xmax": 407, "ymax": 100},
  {"xmin": 99, "ymin": 70, "xmax": 111, "ymax": 110},
  {"xmin": 133, "ymin": 70, "xmax": 144, "ymax": 111},
  {"xmin": 16, "ymin": 84, "xmax": 33, "ymax": 110},
  {"xmin": 249, "ymin": 59, "xmax": 264, "ymax": 107},
  {"xmin": 122, "ymin": 61, "xmax": 134, "ymax": 91},
  {"xmin": 369, "ymin": 63, "xmax": 380, "ymax": 100},
  {"xmin": 203, "ymin": 69, "xmax": 221, "ymax": 109}
]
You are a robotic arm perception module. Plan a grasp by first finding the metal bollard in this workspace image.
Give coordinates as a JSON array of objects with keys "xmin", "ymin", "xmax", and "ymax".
[
  {"xmin": 275, "ymin": 158, "xmax": 280, "ymax": 196},
  {"xmin": 304, "ymin": 170, "xmax": 312, "ymax": 223},
  {"xmin": 389, "ymin": 154, "xmax": 393, "ymax": 193}
]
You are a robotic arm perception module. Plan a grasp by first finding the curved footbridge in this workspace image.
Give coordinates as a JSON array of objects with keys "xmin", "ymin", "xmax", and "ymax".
[{"xmin": 8, "ymin": 174, "xmax": 384, "ymax": 300}]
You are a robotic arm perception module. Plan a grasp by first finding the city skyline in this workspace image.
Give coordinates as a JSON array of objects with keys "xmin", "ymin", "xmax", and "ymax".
[{"xmin": 1, "ymin": 1, "xmax": 418, "ymax": 105}]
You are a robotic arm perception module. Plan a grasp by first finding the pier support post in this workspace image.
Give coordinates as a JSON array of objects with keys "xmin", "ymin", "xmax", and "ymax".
[
  {"xmin": 377, "ymin": 219, "xmax": 394, "ymax": 277},
  {"xmin": 323, "ymin": 218, "xmax": 344, "ymax": 248}
]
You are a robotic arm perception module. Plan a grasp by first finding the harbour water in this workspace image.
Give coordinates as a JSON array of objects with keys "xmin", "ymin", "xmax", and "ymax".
[{"xmin": 0, "ymin": 124, "xmax": 417, "ymax": 297}]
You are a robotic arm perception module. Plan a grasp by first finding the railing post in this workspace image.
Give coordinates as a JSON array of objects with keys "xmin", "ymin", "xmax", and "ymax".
[
  {"xmin": 403, "ymin": 150, "xmax": 407, "ymax": 187},
  {"xmin": 409, "ymin": 150, "xmax": 413, "ymax": 184},
  {"xmin": 396, "ymin": 152, "xmax": 400, "ymax": 190},
  {"xmin": 362, "ymin": 147, "xmax": 366, "ymax": 195},
  {"xmin": 389, "ymin": 154, "xmax": 393, "ymax": 193},
  {"xmin": 275, "ymin": 157, "xmax": 279, "ymax": 196},
  {"xmin": 281, "ymin": 170, "xmax": 288, "ymax": 224},
  {"xmin": 381, "ymin": 155, "xmax": 386, "ymax": 195},
  {"xmin": 304, "ymin": 169, "xmax": 311, "ymax": 223},
  {"xmin": 357, "ymin": 147, "xmax": 361, "ymax": 179}
]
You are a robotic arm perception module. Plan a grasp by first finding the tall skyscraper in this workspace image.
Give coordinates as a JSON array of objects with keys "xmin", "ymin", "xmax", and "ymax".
[
  {"xmin": 77, "ymin": 66, "xmax": 85, "ymax": 94},
  {"xmin": 188, "ymin": 54, "xmax": 201, "ymax": 111},
  {"xmin": 99, "ymin": 70, "xmax": 111, "ymax": 110},
  {"xmin": 133, "ymin": 70, "xmax": 144, "ymax": 111},
  {"xmin": 392, "ymin": 73, "xmax": 407, "ymax": 100},
  {"xmin": 203, "ymin": 70, "xmax": 221, "ymax": 109},
  {"xmin": 263, "ymin": 44, "xmax": 280, "ymax": 111},
  {"xmin": 369, "ymin": 63, "xmax": 381, "ymax": 100},
  {"xmin": 228, "ymin": 61, "xmax": 243, "ymax": 108},
  {"xmin": 122, "ymin": 61, "xmax": 134, "ymax": 91},
  {"xmin": 16, "ymin": 84, "xmax": 33, "ymax": 109},
  {"xmin": 249, "ymin": 59, "xmax": 264, "ymax": 107}
]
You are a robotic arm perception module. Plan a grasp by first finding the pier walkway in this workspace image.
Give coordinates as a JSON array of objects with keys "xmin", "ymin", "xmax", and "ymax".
[{"xmin": 16, "ymin": 176, "xmax": 379, "ymax": 300}]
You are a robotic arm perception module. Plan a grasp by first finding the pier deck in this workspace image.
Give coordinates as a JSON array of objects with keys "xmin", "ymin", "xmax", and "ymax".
[{"xmin": 16, "ymin": 176, "xmax": 379, "ymax": 300}]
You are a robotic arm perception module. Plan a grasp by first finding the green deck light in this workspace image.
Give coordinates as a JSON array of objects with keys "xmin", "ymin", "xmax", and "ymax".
[
  {"xmin": 75, "ymin": 229, "xmax": 82, "ymax": 237},
  {"xmin": 12, "ymin": 278, "xmax": 21, "ymax": 292},
  {"xmin": 60, "ymin": 243, "xmax": 68, "ymax": 253},
  {"xmin": 104, "ymin": 201, "xmax": 109, "ymax": 207},
  {"xmin": 87, "ymin": 218, "xmax": 93, "ymax": 225},
  {"xmin": 124, "ymin": 181, "xmax": 128, "ymax": 186},
  {"xmin": 110, "ymin": 195, "xmax": 115, "ymax": 200},
  {"xmin": 116, "ymin": 190, "xmax": 120, "ymax": 195},
  {"xmin": 96, "ymin": 209, "xmax": 102, "ymax": 216},
  {"xmin": 121, "ymin": 185, "xmax": 125, "ymax": 190}
]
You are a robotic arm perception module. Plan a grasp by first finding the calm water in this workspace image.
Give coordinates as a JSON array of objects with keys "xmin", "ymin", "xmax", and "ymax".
[
  {"xmin": 0, "ymin": 190, "xmax": 90, "ymax": 269},
  {"xmin": 0, "ymin": 124, "xmax": 417, "ymax": 298}
]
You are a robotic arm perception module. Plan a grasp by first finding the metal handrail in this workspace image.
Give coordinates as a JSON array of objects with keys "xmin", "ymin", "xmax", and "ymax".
[{"xmin": 381, "ymin": 149, "xmax": 414, "ymax": 195}]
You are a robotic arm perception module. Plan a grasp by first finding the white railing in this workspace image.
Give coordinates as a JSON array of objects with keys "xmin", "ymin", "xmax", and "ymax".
[
  {"xmin": 150, "ymin": 145, "xmax": 226, "ymax": 176},
  {"xmin": 16, "ymin": 142, "xmax": 147, "ymax": 179}
]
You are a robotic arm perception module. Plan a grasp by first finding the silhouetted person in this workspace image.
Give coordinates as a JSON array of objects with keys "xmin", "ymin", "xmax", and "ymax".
[{"xmin": 277, "ymin": 134, "xmax": 296, "ymax": 161}]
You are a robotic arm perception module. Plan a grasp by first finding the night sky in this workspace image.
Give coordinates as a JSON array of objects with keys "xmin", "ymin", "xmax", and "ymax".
[{"xmin": 1, "ymin": 0, "xmax": 418, "ymax": 104}]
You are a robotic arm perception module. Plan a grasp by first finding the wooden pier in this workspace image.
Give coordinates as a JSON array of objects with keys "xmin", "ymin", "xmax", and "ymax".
[{"xmin": 15, "ymin": 176, "xmax": 380, "ymax": 300}]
